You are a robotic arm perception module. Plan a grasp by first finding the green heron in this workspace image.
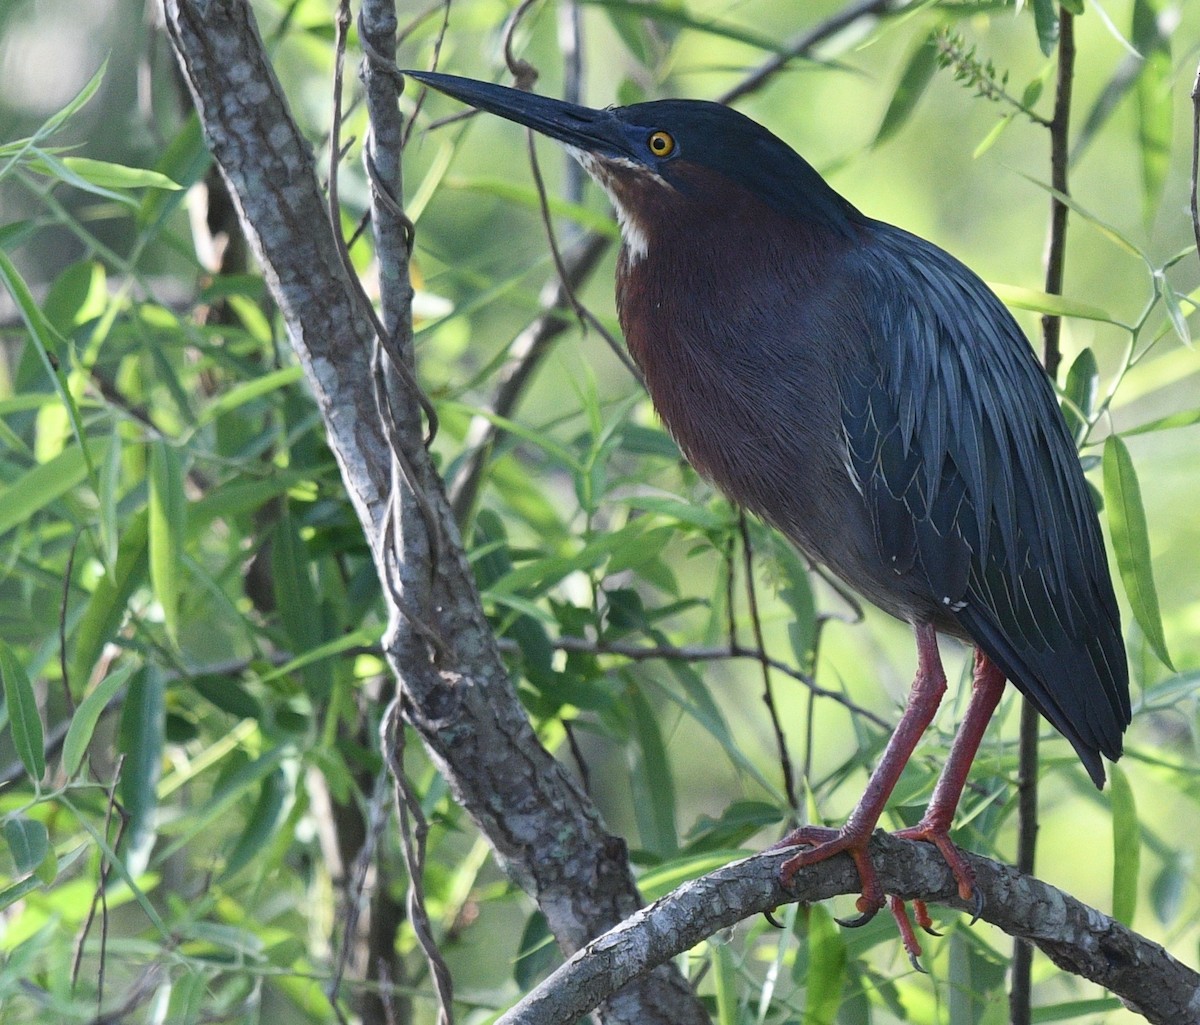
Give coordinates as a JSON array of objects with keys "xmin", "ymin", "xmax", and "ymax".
[{"xmin": 405, "ymin": 70, "xmax": 1131, "ymax": 953}]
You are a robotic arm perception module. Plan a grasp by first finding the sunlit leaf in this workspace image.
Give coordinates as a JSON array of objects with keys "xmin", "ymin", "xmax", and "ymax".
[
  {"xmin": 70, "ymin": 513, "xmax": 149, "ymax": 692},
  {"xmin": 0, "ymin": 443, "xmax": 91, "ymax": 539},
  {"xmin": 801, "ymin": 905, "xmax": 846, "ymax": 1025},
  {"xmin": 1102, "ymin": 436, "xmax": 1173, "ymax": 669},
  {"xmin": 62, "ymin": 664, "xmax": 136, "ymax": 777},
  {"xmin": 1133, "ymin": 0, "xmax": 1172, "ymax": 224},
  {"xmin": 989, "ymin": 282, "xmax": 1113, "ymax": 323},
  {"xmin": 148, "ymin": 440, "xmax": 186, "ymax": 643},
  {"xmin": 1110, "ymin": 763, "xmax": 1139, "ymax": 925},
  {"xmin": 712, "ymin": 939, "xmax": 738, "ymax": 1025}
]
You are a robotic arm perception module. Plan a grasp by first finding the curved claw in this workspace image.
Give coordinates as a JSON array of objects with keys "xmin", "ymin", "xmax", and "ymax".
[
  {"xmin": 907, "ymin": 949, "xmax": 928, "ymax": 974},
  {"xmin": 912, "ymin": 899, "xmax": 939, "ymax": 937},
  {"xmin": 763, "ymin": 909, "xmax": 785, "ymax": 929},
  {"xmin": 835, "ymin": 906, "xmax": 880, "ymax": 929},
  {"xmin": 968, "ymin": 883, "xmax": 985, "ymax": 926}
]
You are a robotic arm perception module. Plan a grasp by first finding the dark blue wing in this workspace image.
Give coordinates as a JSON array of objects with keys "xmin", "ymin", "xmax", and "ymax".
[{"xmin": 840, "ymin": 224, "xmax": 1130, "ymax": 786}]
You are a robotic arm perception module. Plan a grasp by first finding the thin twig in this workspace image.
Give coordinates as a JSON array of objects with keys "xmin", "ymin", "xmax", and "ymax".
[
  {"xmin": 72, "ymin": 756, "xmax": 126, "ymax": 1009},
  {"xmin": 738, "ymin": 513, "xmax": 798, "ymax": 816},
  {"xmin": 541, "ymin": 635, "xmax": 890, "ymax": 730},
  {"xmin": 718, "ymin": 0, "xmax": 900, "ymax": 105},
  {"xmin": 446, "ymin": 233, "xmax": 611, "ymax": 523},
  {"xmin": 1014, "ymin": 11, "xmax": 1076, "ymax": 1024},
  {"xmin": 1191, "ymin": 59, "xmax": 1200, "ymax": 271},
  {"xmin": 328, "ymin": 765, "xmax": 394, "ymax": 1019},
  {"xmin": 383, "ymin": 700, "xmax": 455, "ymax": 1025}
]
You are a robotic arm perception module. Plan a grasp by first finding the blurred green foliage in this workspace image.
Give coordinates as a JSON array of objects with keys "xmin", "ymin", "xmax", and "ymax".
[{"xmin": 0, "ymin": 1, "xmax": 1197, "ymax": 1023}]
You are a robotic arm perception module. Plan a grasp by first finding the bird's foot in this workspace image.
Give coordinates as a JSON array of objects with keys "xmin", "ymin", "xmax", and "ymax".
[
  {"xmin": 893, "ymin": 819, "xmax": 983, "ymax": 923},
  {"xmin": 774, "ymin": 823, "xmax": 976, "ymax": 968},
  {"xmin": 774, "ymin": 825, "xmax": 887, "ymax": 923}
]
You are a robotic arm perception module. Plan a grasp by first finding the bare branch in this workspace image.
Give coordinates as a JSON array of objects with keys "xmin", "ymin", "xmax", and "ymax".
[
  {"xmin": 718, "ymin": 0, "xmax": 901, "ymax": 106},
  {"xmin": 545, "ymin": 635, "xmax": 891, "ymax": 730},
  {"xmin": 1016, "ymin": 13, "xmax": 1077, "ymax": 1021},
  {"xmin": 1191, "ymin": 58, "xmax": 1200, "ymax": 270}
]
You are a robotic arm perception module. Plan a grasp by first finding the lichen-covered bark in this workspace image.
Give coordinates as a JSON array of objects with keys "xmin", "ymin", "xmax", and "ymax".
[
  {"xmin": 159, "ymin": 2, "xmax": 708, "ymax": 1022},
  {"xmin": 498, "ymin": 836, "xmax": 1200, "ymax": 1025}
]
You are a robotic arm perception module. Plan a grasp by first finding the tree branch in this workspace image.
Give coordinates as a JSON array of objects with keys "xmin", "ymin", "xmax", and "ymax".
[
  {"xmin": 159, "ymin": 3, "xmax": 705, "ymax": 1022},
  {"xmin": 498, "ymin": 838, "xmax": 1200, "ymax": 1025}
]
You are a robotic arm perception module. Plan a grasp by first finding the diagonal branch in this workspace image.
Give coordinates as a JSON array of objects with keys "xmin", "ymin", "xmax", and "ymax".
[{"xmin": 498, "ymin": 839, "xmax": 1200, "ymax": 1025}]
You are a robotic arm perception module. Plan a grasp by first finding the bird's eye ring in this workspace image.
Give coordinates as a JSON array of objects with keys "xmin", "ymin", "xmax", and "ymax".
[{"xmin": 647, "ymin": 130, "xmax": 675, "ymax": 157}]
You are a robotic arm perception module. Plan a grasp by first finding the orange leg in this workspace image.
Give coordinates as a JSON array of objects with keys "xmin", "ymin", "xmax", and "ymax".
[
  {"xmin": 893, "ymin": 648, "xmax": 1006, "ymax": 921},
  {"xmin": 776, "ymin": 623, "xmax": 947, "ymax": 917},
  {"xmin": 776, "ymin": 632, "xmax": 1006, "ymax": 962}
]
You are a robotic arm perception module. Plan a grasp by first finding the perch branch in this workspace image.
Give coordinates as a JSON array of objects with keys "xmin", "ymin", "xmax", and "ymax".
[{"xmin": 497, "ymin": 839, "xmax": 1200, "ymax": 1025}]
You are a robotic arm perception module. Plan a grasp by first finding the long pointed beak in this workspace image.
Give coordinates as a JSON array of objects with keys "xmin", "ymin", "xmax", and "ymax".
[{"xmin": 403, "ymin": 70, "xmax": 629, "ymax": 160}]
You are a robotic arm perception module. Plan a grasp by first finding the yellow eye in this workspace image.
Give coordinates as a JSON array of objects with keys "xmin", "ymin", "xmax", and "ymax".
[{"xmin": 647, "ymin": 130, "xmax": 675, "ymax": 157}]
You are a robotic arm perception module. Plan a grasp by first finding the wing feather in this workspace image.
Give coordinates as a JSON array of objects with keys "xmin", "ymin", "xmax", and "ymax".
[{"xmin": 841, "ymin": 224, "xmax": 1130, "ymax": 785}]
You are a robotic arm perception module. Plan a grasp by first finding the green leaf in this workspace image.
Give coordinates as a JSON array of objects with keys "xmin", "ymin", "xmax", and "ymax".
[
  {"xmin": 1062, "ymin": 348, "xmax": 1098, "ymax": 442},
  {"xmin": 3, "ymin": 817, "xmax": 49, "ymax": 876},
  {"xmin": 0, "ymin": 640, "xmax": 45, "ymax": 783},
  {"xmin": 801, "ymin": 905, "xmax": 846, "ymax": 1025},
  {"xmin": 451, "ymin": 179, "xmax": 619, "ymax": 238},
  {"xmin": 712, "ymin": 940, "xmax": 738, "ymax": 1025},
  {"xmin": 637, "ymin": 850, "xmax": 749, "ymax": 900},
  {"xmin": 1133, "ymin": 0, "xmax": 1172, "ymax": 224},
  {"xmin": 118, "ymin": 666, "xmax": 166, "ymax": 870},
  {"xmin": 57, "ymin": 156, "xmax": 181, "ymax": 191},
  {"xmin": 0, "ymin": 442, "xmax": 91, "ymax": 539},
  {"xmin": 43, "ymin": 260, "xmax": 107, "ymax": 334},
  {"xmin": 62, "ymin": 664, "xmax": 136, "ymax": 776},
  {"xmin": 1109, "ymin": 763, "xmax": 1139, "ymax": 925},
  {"xmin": 581, "ymin": 0, "xmax": 797, "ymax": 56},
  {"xmin": 973, "ymin": 109, "xmax": 1018, "ymax": 159},
  {"xmin": 874, "ymin": 33, "xmax": 940, "ymax": 146},
  {"xmin": 626, "ymin": 682, "xmax": 677, "ymax": 857},
  {"xmin": 70, "ymin": 513, "xmax": 149, "ymax": 692},
  {"xmin": 988, "ymin": 282, "xmax": 1113, "ymax": 323},
  {"xmin": 1102, "ymin": 436, "xmax": 1173, "ymax": 669},
  {"xmin": 148, "ymin": 441, "xmax": 187, "ymax": 643},
  {"xmin": 197, "ymin": 365, "xmax": 303, "ymax": 426},
  {"xmin": 1150, "ymin": 850, "xmax": 1191, "ymax": 925},
  {"xmin": 1159, "ymin": 274, "xmax": 1192, "ymax": 347},
  {"xmin": 0, "ymin": 875, "xmax": 42, "ymax": 912},
  {"xmin": 513, "ymin": 913, "xmax": 556, "ymax": 991},
  {"xmin": 948, "ymin": 928, "xmax": 1008, "ymax": 1024},
  {"xmin": 272, "ymin": 505, "xmax": 331, "ymax": 697},
  {"xmin": 34, "ymin": 60, "xmax": 107, "ymax": 139},
  {"xmin": 1123, "ymin": 406, "xmax": 1200, "ymax": 436},
  {"xmin": 221, "ymin": 768, "xmax": 290, "ymax": 880},
  {"xmin": 1031, "ymin": 0, "xmax": 1059, "ymax": 56},
  {"xmin": 0, "ymin": 250, "xmax": 95, "ymax": 485},
  {"xmin": 1031, "ymin": 999, "xmax": 1124, "ymax": 1022}
]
